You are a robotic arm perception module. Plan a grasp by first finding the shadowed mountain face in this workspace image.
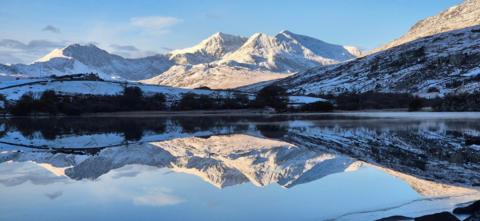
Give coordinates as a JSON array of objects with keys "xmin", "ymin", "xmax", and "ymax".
[{"xmin": 1, "ymin": 114, "xmax": 480, "ymax": 192}]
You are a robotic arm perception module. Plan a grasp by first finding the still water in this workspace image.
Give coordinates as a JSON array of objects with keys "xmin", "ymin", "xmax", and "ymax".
[{"xmin": 0, "ymin": 113, "xmax": 479, "ymax": 221}]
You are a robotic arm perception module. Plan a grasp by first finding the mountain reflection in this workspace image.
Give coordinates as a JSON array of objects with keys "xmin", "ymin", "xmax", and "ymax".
[{"xmin": 1, "ymin": 115, "xmax": 479, "ymax": 195}]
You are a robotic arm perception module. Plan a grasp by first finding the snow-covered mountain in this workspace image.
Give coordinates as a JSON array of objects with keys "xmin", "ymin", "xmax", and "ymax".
[
  {"xmin": 266, "ymin": 0, "xmax": 480, "ymax": 96},
  {"xmin": 142, "ymin": 31, "xmax": 360, "ymax": 89},
  {"xmin": 2, "ymin": 44, "xmax": 173, "ymax": 80},
  {"xmin": 0, "ymin": 31, "xmax": 359, "ymax": 89},
  {"xmin": 218, "ymin": 30, "xmax": 358, "ymax": 72},
  {"xmin": 373, "ymin": 0, "xmax": 480, "ymax": 52},
  {"xmin": 274, "ymin": 25, "xmax": 480, "ymax": 96}
]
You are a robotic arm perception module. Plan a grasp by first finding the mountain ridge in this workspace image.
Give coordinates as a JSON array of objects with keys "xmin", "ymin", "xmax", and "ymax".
[{"xmin": 0, "ymin": 31, "xmax": 360, "ymax": 89}]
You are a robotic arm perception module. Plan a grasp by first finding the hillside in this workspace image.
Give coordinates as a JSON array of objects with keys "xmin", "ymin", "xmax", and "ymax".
[
  {"xmin": 274, "ymin": 25, "xmax": 480, "ymax": 97},
  {"xmin": 373, "ymin": 0, "xmax": 480, "ymax": 52},
  {"xmin": 4, "ymin": 44, "xmax": 173, "ymax": 80}
]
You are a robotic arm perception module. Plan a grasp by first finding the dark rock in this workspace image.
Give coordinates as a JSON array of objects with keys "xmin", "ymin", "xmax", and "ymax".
[
  {"xmin": 376, "ymin": 215, "xmax": 413, "ymax": 221},
  {"xmin": 464, "ymin": 212, "xmax": 480, "ymax": 221},
  {"xmin": 414, "ymin": 212, "xmax": 459, "ymax": 221},
  {"xmin": 453, "ymin": 201, "xmax": 480, "ymax": 215}
]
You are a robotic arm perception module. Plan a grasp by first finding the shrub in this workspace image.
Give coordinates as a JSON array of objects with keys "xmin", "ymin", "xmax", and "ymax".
[
  {"xmin": 408, "ymin": 97, "xmax": 424, "ymax": 111},
  {"xmin": 223, "ymin": 93, "xmax": 251, "ymax": 109},
  {"xmin": 10, "ymin": 93, "xmax": 35, "ymax": 116},
  {"xmin": 175, "ymin": 93, "xmax": 198, "ymax": 110},
  {"xmin": 120, "ymin": 86, "xmax": 144, "ymax": 110},
  {"xmin": 144, "ymin": 93, "xmax": 166, "ymax": 110},
  {"xmin": 432, "ymin": 93, "xmax": 480, "ymax": 111},
  {"xmin": 175, "ymin": 93, "xmax": 218, "ymax": 110},
  {"xmin": 333, "ymin": 92, "xmax": 421, "ymax": 110},
  {"xmin": 38, "ymin": 90, "xmax": 59, "ymax": 114},
  {"xmin": 254, "ymin": 85, "xmax": 288, "ymax": 112},
  {"xmin": 8, "ymin": 87, "xmax": 167, "ymax": 115},
  {"xmin": 300, "ymin": 101, "xmax": 334, "ymax": 112}
]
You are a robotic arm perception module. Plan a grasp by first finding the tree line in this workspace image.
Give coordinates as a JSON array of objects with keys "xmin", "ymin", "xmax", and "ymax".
[
  {"xmin": 2, "ymin": 85, "xmax": 336, "ymax": 116},
  {"xmin": 3, "ymin": 84, "xmax": 478, "ymax": 116},
  {"xmin": 7, "ymin": 87, "xmax": 167, "ymax": 116}
]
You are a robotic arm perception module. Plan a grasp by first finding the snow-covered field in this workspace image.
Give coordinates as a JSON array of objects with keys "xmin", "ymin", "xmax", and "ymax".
[
  {"xmin": 0, "ymin": 78, "xmax": 326, "ymax": 108},
  {"xmin": 0, "ymin": 79, "xmax": 213, "ymax": 102}
]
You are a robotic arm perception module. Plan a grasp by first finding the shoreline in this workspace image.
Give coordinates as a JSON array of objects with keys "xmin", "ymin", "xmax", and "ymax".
[{"xmin": 2, "ymin": 109, "xmax": 480, "ymax": 118}]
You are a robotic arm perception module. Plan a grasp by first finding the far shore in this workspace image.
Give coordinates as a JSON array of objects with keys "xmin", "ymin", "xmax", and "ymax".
[
  {"xmin": 81, "ymin": 108, "xmax": 415, "ymax": 117},
  {"xmin": 70, "ymin": 108, "xmax": 480, "ymax": 118},
  {"xmin": 3, "ymin": 108, "xmax": 480, "ymax": 118}
]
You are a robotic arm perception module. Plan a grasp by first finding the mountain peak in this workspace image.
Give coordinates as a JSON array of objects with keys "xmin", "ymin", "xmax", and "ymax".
[
  {"xmin": 250, "ymin": 32, "xmax": 268, "ymax": 38},
  {"xmin": 169, "ymin": 32, "xmax": 247, "ymax": 64},
  {"xmin": 62, "ymin": 43, "xmax": 108, "ymax": 56},
  {"xmin": 36, "ymin": 43, "xmax": 110, "ymax": 63},
  {"xmin": 244, "ymin": 33, "xmax": 273, "ymax": 46},
  {"xmin": 279, "ymin": 30, "xmax": 294, "ymax": 35},
  {"xmin": 211, "ymin": 32, "xmax": 229, "ymax": 38},
  {"xmin": 64, "ymin": 43, "xmax": 99, "ymax": 50}
]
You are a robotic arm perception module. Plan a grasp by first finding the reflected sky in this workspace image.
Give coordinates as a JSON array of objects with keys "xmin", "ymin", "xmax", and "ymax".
[
  {"xmin": 0, "ymin": 113, "xmax": 480, "ymax": 221},
  {"xmin": 0, "ymin": 162, "xmax": 420, "ymax": 221}
]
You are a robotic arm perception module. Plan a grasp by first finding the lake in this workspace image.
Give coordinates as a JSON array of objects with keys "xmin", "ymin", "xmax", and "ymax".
[{"xmin": 0, "ymin": 113, "xmax": 479, "ymax": 221}]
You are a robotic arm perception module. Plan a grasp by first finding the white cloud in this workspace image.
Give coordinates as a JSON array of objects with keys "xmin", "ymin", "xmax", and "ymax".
[
  {"xmin": 133, "ymin": 188, "xmax": 184, "ymax": 207},
  {"xmin": 130, "ymin": 16, "xmax": 181, "ymax": 29},
  {"xmin": 0, "ymin": 16, "xmax": 181, "ymax": 64},
  {"xmin": 108, "ymin": 44, "xmax": 158, "ymax": 58},
  {"xmin": 0, "ymin": 39, "xmax": 67, "ymax": 64}
]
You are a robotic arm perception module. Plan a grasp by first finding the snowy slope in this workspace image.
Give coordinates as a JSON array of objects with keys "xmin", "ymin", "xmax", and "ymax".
[
  {"xmin": 141, "ymin": 64, "xmax": 291, "ymax": 89},
  {"xmin": 275, "ymin": 25, "xmax": 480, "ymax": 96},
  {"xmin": 373, "ymin": 0, "xmax": 480, "ymax": 53},
  {"xmin": 219, "ymin": 30, "xmax": 358, "ymax": 72},
  {"xmin": 0, "ymin": 79, "xmax": 213, "ymax": 103},
  {"xmin": 144, "ymin": 30, "xmax": 360, "ymax": 89}
]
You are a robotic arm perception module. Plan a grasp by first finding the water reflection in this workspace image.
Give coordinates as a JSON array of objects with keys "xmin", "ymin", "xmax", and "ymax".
[{"xmin": 0, "ymin": 114, "xmax": 480, "ymax": 220}]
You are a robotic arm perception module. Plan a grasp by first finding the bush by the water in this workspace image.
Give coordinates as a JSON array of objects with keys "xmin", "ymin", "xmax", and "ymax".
[
  {"xmin": 254, "ymin": 85, "xmax": 288, "ymax": 112},
  {"xmin": 330, "ymin": 92, "xmax": 425, "ymax": 111},
  {"xmin": 433, "ymin": 93, "xmax": 480, "ymax": 111},
  {"xmin": 8, "ymin": 87, "xmax": 167, "ymax": 116},
  {"xmin": 299, "ymin": 101, "xmax": 334, "ymax": 112},
  {"xmin": 173, "ymin": 92, "xmax": 251, "ymax": 110}
]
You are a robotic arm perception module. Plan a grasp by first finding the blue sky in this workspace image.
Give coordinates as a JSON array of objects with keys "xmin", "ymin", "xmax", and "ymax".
[{"xmin": 0, "ymin": 0, "xmax": 463, "ymax": 64}]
